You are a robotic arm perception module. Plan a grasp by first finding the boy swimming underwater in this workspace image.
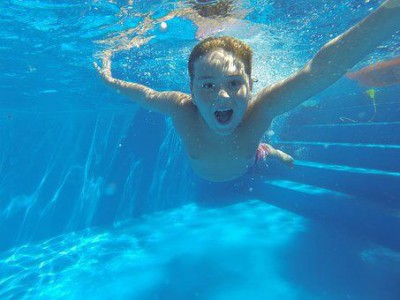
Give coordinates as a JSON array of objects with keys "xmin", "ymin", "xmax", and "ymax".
[{"xmin": 95, "ymin": 0, "xmax": 399, "ymax": 182}]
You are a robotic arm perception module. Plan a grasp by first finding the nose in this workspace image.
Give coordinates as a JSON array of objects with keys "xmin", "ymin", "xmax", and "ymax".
[{"xmin": 218, "ymin": 89, "xmax": 229, "ymax": 99}]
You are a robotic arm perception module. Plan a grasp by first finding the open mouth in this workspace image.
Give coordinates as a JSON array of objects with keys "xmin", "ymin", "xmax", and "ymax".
[{"xmin": 214, "ymin": 109, "xmax": 233, "ymax": 125}]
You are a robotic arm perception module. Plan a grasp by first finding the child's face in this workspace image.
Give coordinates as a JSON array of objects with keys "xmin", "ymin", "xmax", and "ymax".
[{"xmin": 191, "ymin": 49, "xmax": 251, "ymax": 136}]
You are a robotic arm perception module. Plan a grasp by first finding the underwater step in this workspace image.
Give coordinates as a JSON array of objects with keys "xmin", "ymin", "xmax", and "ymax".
[
  {"xmin": 288, "ymin": 101, "xmax": 400, "ymax": 125},
  {"xmin": 279, "ymin": 121, "xmax": 400, "ymax": 144},
  {"xmin": 278, "ymin": 160, "xmax": 400, "ymax": 210},
  {"xmin": 252, "ymin": 179, "xmax": 400, "ymax": 251},
  {"xmin": 276, "ymin": 141, "xmax": 400, "ymax": 173}
]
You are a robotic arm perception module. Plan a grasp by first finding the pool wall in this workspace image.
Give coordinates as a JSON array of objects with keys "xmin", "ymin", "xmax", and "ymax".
[{"xmin": 0, "ymin": 106, "xmax": 194, "ymax": 252}]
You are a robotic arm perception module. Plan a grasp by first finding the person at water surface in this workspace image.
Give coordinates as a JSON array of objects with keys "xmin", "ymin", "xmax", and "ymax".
[{"xmin": 95, "ymin": 0, "xmax": 400, "ymax": 182}]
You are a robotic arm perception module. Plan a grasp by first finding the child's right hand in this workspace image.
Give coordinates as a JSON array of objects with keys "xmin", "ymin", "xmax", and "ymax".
[{"xmin": 93, "ymin": 50, "xmax": 113, "ymax": 83}]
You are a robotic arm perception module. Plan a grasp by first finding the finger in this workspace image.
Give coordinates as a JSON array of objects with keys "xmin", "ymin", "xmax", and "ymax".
[
  {"xmin": 102, "ymin": 50, "xmax": 112, "ymax": 65},
  {"xmin": 102, "ymin": 55, "xmax": 111, "ymax": 70},
  {"xmin": 93, "ymin": 62, "xmax": 104, "ymax": 75}
]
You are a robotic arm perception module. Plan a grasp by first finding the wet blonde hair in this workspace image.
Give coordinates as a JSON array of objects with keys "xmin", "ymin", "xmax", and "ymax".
[
  {"xmin": 188, "ymin": 36, "xmax": 253, "ymax": 85},
  {"xmin": 189, "ymin": 0, "xmax": 234, "ymax": 18}
]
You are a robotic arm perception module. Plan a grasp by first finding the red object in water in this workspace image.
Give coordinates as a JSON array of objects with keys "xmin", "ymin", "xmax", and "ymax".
[{"xmin": 346, "ymin": 56, "xmax": 400, "ymax": 87}]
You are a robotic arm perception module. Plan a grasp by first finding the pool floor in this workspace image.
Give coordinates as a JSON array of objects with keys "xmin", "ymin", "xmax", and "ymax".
[{"xmin": 1, "ymin": 199, "xmax": 399, "ymax": 300}]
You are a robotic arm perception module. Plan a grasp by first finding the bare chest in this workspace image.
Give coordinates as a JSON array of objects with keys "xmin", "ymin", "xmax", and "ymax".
[{"xmin": 174, "ymin": 120, "xmax": 258, "ymax": 181}]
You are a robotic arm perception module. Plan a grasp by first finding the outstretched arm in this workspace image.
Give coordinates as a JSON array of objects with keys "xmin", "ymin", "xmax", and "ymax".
[
  {"xmin": 252, "ymin": 0, "xmax": 400, "ymax": 120},
  {"xmin": 94, "ymin": 51, "xmax": 190, "ymax": 116}
]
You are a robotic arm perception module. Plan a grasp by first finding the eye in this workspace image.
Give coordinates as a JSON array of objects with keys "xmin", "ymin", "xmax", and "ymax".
[
  {"xmin": 201, "ymin": 82, "xmax": 215, "ymax": 90},
  {"xmin": 229, "ymin": 80, "xmax": 242, "ymax": 89}
]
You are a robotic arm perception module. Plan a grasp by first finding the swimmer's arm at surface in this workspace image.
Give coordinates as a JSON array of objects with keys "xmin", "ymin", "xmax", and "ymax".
[
  {"xmin": 94, "ymin": 52, "xmax": 190, "ymax": 116},
  {"xmin": 253, "ymin": 0, "xmax": 400, "ymax": 119}
]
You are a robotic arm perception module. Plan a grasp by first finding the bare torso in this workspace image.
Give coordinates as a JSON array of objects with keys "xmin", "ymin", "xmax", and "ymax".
[{"xmin": 172, "ymin": 96, "xmax": 270, "ymax": 181}]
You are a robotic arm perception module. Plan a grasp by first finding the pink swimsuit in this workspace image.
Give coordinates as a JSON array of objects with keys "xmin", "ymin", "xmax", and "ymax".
[{"xmin": 254, "ymin": 143, "xmax": 271, "ymax": 166}]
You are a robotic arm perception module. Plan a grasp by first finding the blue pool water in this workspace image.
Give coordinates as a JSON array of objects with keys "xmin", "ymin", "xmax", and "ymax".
[{"xmin": 1, "ymin": 0, "xmax": 400, "ymax": 299}]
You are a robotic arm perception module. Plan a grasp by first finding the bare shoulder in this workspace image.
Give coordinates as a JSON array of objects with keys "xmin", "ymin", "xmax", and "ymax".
[
  {"xmin": 172, "ymin": 91, "xmax": 192, "ymax": 105},
  {"xmin": 147, "ymin": 90, "xmax": 193, "ymax": 116},
  {"xmin": 163, "ymin": 91, "xmax": 194, "ymax": 111},
  {"xmin": 159, "ymin": 91, "xmax": 197, "ymax": 118},
  {"xmin": 241, "ymin": 69, "xmax": 314, "ymax": 143},
  {"xmin": 246, "ymin": 82, "xmax": 280, "ymax": 124}
]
